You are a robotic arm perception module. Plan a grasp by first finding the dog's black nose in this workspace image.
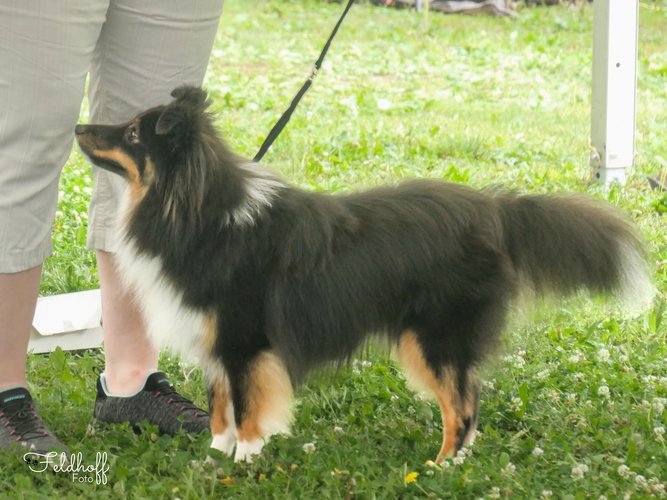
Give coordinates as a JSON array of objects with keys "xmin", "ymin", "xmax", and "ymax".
[{"xmin": 74, "ymin": 125, "xmax": 86, "ymax": 136}]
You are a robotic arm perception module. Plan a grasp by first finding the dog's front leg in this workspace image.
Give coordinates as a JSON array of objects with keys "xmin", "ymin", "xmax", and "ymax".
[
  {"xmin": 228, "ymin": 350, "xmax": 294, "ymax": 463},
  {"xmin": 206, "ymin": 375, "xmax": 238, "ymax": 460}
]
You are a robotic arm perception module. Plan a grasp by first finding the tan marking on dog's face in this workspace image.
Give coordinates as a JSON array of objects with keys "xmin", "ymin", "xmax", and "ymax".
[
  {"xmin": 92, "ymin": 148, "xmax": 140, "ymax": 184},
  {"xmin": 92, "ymin": 148, "xmax": 150, "ymax": 207},
  {"xmin": 397, "ymin": 331, "xmax": 463, "ymax": 462},
  {"xmin": 210, "ymin": 378, "xmax": 232, "ymax": 436},
  {"xmin": 144, "ymin": 157, "xmax": 155, "ymax": 185},
  {"xmin": 237, "ymin": 351, "xmax": 293, "ymax": 442}
]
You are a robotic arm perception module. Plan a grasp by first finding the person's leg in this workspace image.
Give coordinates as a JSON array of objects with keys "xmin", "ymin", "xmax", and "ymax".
[
  {"xmin": 88, "ymin": 0, "xmax": 224, "ymax": 432},
  {"xmin": 96, "ymin": 251, "xmax": 157, "ymax": 394},
  {"xmin": 0, "ymin": 266, "xmax": 42, "ymax": 392},
  {"xmin": 0, "ymin": 1, "xmax": 108, "ymax": 453},
  {"xmin": 0, "ymin": 0, "xmax": 108, "ymax": 385}
]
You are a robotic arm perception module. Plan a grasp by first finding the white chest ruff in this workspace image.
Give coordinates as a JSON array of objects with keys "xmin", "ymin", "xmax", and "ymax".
[
  {"xmin": 115, "ymin": 238, "xmax": 206, "ymax": 361},
  {"xmin": 113, "ymin": 218, "xmax": 206, "ymax": 361}
]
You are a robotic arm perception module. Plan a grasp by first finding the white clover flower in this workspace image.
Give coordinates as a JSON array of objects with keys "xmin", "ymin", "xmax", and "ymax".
[
  {"xmin": 501, "ymin": 462, "xmax": 516, "ymax": 477},
  {"xmin": 536, "ymin": 369, "xmax": 550, "ymax": 380},
  {"xmin": 510, "ymin": 397, "xmax": 523, "ymax": 412},
  {"xmin": 654, "ymin": 426, "xmax": 665, "ymax": 442},
  {"xmin": 568, "ymin": 353, "xmax": 584, "ymax": 364},
  {"xmin": 83, "ymin": 187, "xmax": 93, "ymax": 196},
  {"xmin": 334, "ymin": 426, "xmax": 344, "ymax": 434},
  {"xmin": 425, "ymin": 470, "xmax": 434, "ymax": 476},
  {"xmin": 517, "ymin": 350, "xmax": 526, "ymax": 357},
  {"xmin": 548, "ymin": 390, "xmax": 560, "ymax": 403},
  {"xmin": 567, "ymin": 393, "xmax": 577, "ymax": 403},
  {"xmin": 571, "ymin": 464, "xmax": 587, "ymax": 481},
  {"xmin": 72, "ymin": 185, "xmax": 81, "ymax": 193},
  {"xmin": 619, "ymin": 354, "xmax": 629, "ymax": 363},
  {"xmin": 635, "ymin": 475, "xmax": 648, "ymax": 488},
  {"xmin": 483, "ymin": 380, "xmax": 495, "ymax": 389},
  {"xmin": 452, "ymin": 456, "xmax": 465, "ymax": 465},
  {"xmin": 598, "ymin": 386, "xmax": 610, "ymax": 398},
  {"xmin": 489, "ymin": 486, "xmax": 501, "ymax": 499},
  {"xmin": 599, "ymin": 496, "xmax": 608, "ymax": 500},
  {"xmin": 302, "ymin": 442, "xmax": 316, "ymax": 454},
  {"xmin": 598, "ymin": 348, "xmax": 611, "ymax": 362},
  {"xmin": 532, "ymin": 447, "xmax": 544, "ymax": 457},
  {"xmin": 653, "ymin": 398, "xmax": 666, "ymax": 415},
  {"xmin": 414, "ymin": 392, "xmax": 428, "ymax": 402},
  {"xmin": 618, "ymin": 464, "xmax": 631, "ymax": 478},
  {"xmin": 542, "ymin": 491, "xmax": 553, "ymax": 498}
]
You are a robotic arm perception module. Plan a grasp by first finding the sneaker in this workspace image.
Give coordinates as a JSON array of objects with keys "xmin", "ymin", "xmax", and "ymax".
[
  {"xmin": 0, "ymin": 387, "xmax": 68, "ymax": 455},
  {"xmin": 94, "ymin": 371, "xmax": 209, "ymax": 435}
]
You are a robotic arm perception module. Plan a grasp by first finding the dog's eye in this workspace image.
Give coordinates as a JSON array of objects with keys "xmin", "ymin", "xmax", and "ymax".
[{"xmin": 128, "ymin": 126, "xmax": 139, "ymax": 142}]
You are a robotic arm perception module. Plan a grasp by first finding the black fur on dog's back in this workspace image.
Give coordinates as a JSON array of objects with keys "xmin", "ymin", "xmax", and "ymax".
[{"xmin": 76, "ymin": 85, "xmax": 652, "ymax": 460}]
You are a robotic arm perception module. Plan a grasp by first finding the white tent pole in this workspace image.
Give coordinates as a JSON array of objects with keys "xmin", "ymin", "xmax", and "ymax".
[{"xmin": 590, "ymin": 0, "xmax": 639, "ymax": 186}]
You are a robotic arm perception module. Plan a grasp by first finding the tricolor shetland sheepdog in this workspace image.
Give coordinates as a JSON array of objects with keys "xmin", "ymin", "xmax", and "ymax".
[{"xmin": 75, "ymin": 86, "xmax": 652, "ymax": 463}]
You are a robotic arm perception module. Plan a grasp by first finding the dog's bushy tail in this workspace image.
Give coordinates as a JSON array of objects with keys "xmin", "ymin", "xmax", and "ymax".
[{"xmin": 495, "ymin": 191, "xmax": 653, "ymax": 306}]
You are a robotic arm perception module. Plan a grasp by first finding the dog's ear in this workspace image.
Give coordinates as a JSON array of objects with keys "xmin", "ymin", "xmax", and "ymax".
[
  {"xmin": 170, "ymin": 85, "xmax": 209, "ymax": 111},
  {"xmin": 155, "ymin": 106, "xmax": 187, "ymax": 136},
  {"xmin": 156, "ymin": 86, "xmax": 210, "ymax": 137}
]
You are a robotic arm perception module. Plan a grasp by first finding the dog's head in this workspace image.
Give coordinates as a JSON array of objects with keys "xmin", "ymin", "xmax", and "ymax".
[
  {"xmin": 75, "ymin": 85, "xmax": 212, "ymax": 185},
  {"xmin": 75, "ymin": 86, "xmax": 229, "ymax": 223}
]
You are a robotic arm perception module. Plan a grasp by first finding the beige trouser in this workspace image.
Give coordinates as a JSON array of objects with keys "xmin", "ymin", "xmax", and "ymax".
[{"xmin": 0, "ymin": 0, "xmax": 224, "ymax": 273}]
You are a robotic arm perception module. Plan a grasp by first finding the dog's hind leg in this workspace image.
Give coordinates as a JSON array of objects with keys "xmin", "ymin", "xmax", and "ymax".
[
  {"xmin": 397, "ymin": 331, "xmax": 481, "ymax": 462},
  {"xmin": 229, "ymin": 351, "xmax": 294, "ymax": 463}
]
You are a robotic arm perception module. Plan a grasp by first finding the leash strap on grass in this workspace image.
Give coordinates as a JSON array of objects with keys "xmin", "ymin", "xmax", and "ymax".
[{"xmin": 253, "ymin": 0, "xmax": 355, "ymax": 162}]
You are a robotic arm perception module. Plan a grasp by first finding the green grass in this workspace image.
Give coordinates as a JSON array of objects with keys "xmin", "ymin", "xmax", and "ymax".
[{"xmin": 3, "ymin": 1, "xmax": 667, "ymax": 498}]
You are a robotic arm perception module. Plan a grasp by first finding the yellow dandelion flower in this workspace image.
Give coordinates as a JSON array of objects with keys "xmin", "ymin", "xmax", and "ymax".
[
  {"xmin": 425, "ymin": 460, "xmax": 436, "ymax": 467},
  {"xmin": 258, "ymin": 474, "xmax": 266, "ymax": 481},
  {"xmin": 291, "ymin": 464, "xmax": 299, "ymax": 471},
  {"xmin": 404, "ymin": 472, "xmax": 419, "ymax": 485},
  {"xmin": 220, "ymin": 476, "xmax": 232, "ymax": 485},
  {"xmin": 275, "ymin": 465, "xmax": 284, "ymax": 472},
  {"xmin": 334, "ymin": 468, "xmax": 343, "ymax": 476}
]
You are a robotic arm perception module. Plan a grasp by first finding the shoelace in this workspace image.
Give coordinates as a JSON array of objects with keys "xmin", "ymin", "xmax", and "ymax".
[
  {"xmin": 0, "ymin": 400, "xmax": 50, "ymax": 443},
  {"xmin": 152, "ymin": 386, "xmax": 208, "ymax": 418}
]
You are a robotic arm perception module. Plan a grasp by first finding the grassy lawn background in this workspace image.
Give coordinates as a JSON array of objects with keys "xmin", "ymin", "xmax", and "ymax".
[{"xmin": 2, "ymin": 1, "xmax": 667, "ymax": 498}]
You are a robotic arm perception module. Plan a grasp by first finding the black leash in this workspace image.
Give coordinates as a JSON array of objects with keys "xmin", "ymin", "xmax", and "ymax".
[{"xmin": 253, "ymin": 0, "xmax": 355, "ymax": 162}]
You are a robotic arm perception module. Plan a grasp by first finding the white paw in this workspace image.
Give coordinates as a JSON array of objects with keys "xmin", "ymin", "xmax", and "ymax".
[
  {"xmin": 210, "ymin": 428, "xmax": 238, "ymax": 457},
  {"xmin": 464, "ymin": 428, "xmax": 477, "ymax": 447},
  {"xmin": 234, "ymin": 438, "xmax": 265, "ymax": 463}
]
